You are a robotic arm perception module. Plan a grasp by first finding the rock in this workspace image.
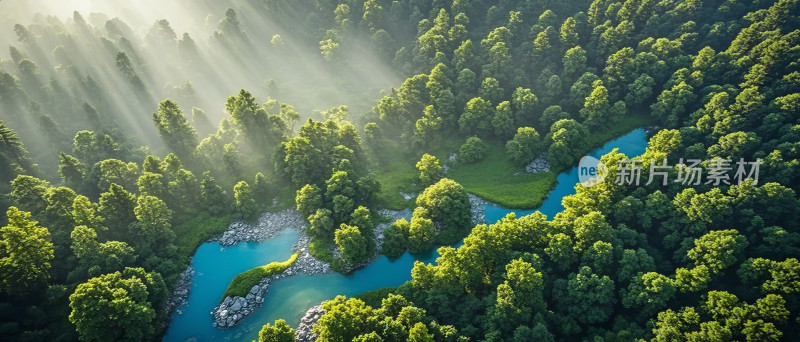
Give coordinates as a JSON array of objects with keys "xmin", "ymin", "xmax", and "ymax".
[
  {"xmin": 468, "ymin": 194, "xmax": 488, "ymax": 225},
  {"xmin": 164, "ymin": 265, "xmax": 195, "ymax": 327},
  {"xmin": 204, "ymin": 208, "xmax": 343, "ymax": 330},
  {"xmin": 525, "ymin": 155, "xmax": 551, "ymax": 173},
  {"xmin": 295, "ymin": 305, "xmax": 325, "ymax": 342},
  {"xmin": 230, "ymin": 300, "xmax": 242, "ymax": 312},
  {"xmin": 399, "ymin": 192, "xmax": 417, "ymax": 200}
]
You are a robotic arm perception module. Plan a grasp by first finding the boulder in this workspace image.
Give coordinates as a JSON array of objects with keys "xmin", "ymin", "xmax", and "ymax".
[{"xmin": 230, "ymin": 300, "xmax": 242, "ymax": 312}]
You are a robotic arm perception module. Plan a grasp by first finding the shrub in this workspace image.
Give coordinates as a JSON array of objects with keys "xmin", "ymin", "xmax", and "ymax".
[{"xmin": 459, "ymin": 136, "xmax": 488, "ymax": 163}]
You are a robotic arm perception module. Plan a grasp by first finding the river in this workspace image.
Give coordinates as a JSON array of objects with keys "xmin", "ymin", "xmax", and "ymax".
[{"xmin": 162, "ymin": 128, "xmax": 648, "ymax": 342}]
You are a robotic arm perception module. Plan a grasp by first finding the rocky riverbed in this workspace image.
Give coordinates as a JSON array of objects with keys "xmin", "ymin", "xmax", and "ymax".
[
  {"xmin": 162, "ymin": 265, "xmax": 194, "ymax": 326},
  {"xmin": 170, "ymin": 191, "xmax": 494, "ymax": 331},
  {"xmin": 209, "ymin": 208, "xmax": 333, "ymax": 329},
  {"xmin": 212, "ymin": 209, "xmax": 307, "ymax": 246},
  {"xmin": 295, "ymin": 305, "xmax": 325, "ymax": 342},
  {"xmin": 212, "ymin": 238, "xmax": 332, "ymax": 329},
  {"xmin": 160, "ymin": 207, "xmax": 332, "ymax": 329},
  {"xmin": 468, "ymin": 193, "xmax": 488, "ymax": 225}
]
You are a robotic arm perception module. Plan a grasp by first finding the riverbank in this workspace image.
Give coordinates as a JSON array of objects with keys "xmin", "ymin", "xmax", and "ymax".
[
  {"xmin": 164, "ymin": 208, "xmax": 331, "ymax": 328},
  {"xmin": 163, "ymin": 128, "xmax": 650, "ymax": 342},
  {"xmin": 295, "ymin": 305, "xmax": 325, "ymax": 342}
]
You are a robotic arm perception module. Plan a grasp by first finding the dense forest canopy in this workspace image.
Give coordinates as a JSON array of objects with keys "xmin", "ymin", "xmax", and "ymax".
[{"xmin": 0, "ymin": 0, "xmax": 799, "ymax": 341}]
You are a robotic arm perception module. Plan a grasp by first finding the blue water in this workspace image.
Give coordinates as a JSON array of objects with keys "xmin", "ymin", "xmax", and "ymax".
[
  {"xmin": 484, "ymin": 128, "xmax": 648, "ymax": 222},
  {"xmin": 163, "ymin": 128, "xmax": 648, "ymax": 342}
]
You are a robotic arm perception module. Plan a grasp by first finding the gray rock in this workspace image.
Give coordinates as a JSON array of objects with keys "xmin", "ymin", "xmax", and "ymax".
[
  {"xmin": 525, "ymin": 155, "xmax": 551, "ymax": 173},
  {"xmin": 295, "ymin": 305, "xmax": 325, "ymax": 342},
  {"xmin": 230, "ymin": 300, "xmax": 242, "ymax": 312}
]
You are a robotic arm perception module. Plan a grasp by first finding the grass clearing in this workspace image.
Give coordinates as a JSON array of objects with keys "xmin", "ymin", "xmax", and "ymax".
[
  {"xmin": 449, "ymin": 140, "xmax": 557, "ymax": 209},
  {"xmin": 173, "ymin": 212, "xmax": 232, "ymax": 262},
  {"xmin": 373, "ymin": 114, "xmax": 654, "ymax": 210},
  {"xmin": 221, "ymin": 252, "xmax": 299, "ymax": 300},
  {"xmin": 373, "ymin": 153, "xmax": 419, "ymax": 210}
]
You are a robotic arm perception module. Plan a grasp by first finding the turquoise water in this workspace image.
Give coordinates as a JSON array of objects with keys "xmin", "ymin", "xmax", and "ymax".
[
  {"xmin": 163, "ymin": 128, "xmax": 648, "ymax": 342},
  {"xmin": 484, "ymin": 128, "xmax": 648, "ymax": 222}
]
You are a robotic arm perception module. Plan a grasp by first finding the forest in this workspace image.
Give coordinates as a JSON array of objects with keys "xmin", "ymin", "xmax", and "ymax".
[{"xmin": 0, "ymin": 0, "xmax": 799, "ymax": 341}]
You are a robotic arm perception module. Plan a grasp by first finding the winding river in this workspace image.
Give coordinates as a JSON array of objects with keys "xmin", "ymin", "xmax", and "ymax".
[{"xmin": 162, "ymin": 128, "xmax": 648, "ymax": 342}]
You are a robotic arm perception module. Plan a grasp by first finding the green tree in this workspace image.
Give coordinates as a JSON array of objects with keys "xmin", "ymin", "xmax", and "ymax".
[
  {"xmin": 511, "ymin": 87, "xmax": 538, "ymax": 125},
  {"xmin": 556, "ymin": 266, "xmax": 615, "ymax": 324},
  {"xmin": 234, "ymin": 181, "xmax": 258, "ymax": 220},
  {"xmin": 309, "ymin": 209, "xmax": 334, "ymax": 237},
  {"xmin": 416, "ymin": 179, "xmax": 471, "ymax": 231},
  {"xmin": 408, "ymin": 322, "xmax": 434, "ymax": 342},
  {"xmin": 93, "ymin": 159, "xmax": 140, "ymax": 192},
  {"xmin": 547, "ymin": 119, "xmax": 589, "ymax": 168},
  {"xmin": 625, "ymin": 74, "xmax": 656, "ymax": 106},
  {"xmin": 382, "ymin": 218, "xmax": 409, "ymax": 258},
  {"xmin": 458, "ymin": 97, "xmax": 492, "ymax": 135},
  {"xmin": 349, "ymin": 206, "xmax": 372, "ymax": 231},
  {"xmin": 458, "ymin": 136, "xmax": 488, "ymax": 163},
  {"xmin": 579, "ymin": 81, "xmax": 612, "ymax": 128},
  {"xmin": 0, "ymin": 207, "xmax": 53, "ymax": 294},
  {"xmin": 132, "ymin": 195, "xmax": 174, "ymax": 248},
  {"xmin": 152, "ymin": 99, "xmax": 198, "ymax": 158},
  {"xmin": 258, "ymin": 319, "xmax": 295, "ymax": 342},
  {"xmin": 540, "ymin": 105, "xmax": 570, "ymax": 130},
  {"xmin": 416, "ymin": 154, "xmax": 443, "ymax": 185},
  {"xmin": 72, "ymin": 195, "xmax": 103, "ymax": 229},
  {"xmin": 335, "ymin": 224, "xmax": 369, "ymax": 265},
  {"xmin": 651, "ymin": 82, "xmax": 696, "ymax": 126},
  {"xmin": 68, "ymin": 269, "xmax": 160, "ymax": 342},
  {"xmin": 58, "ymin": 152, "xmax": 86, "ymax": 190},
  {"xmin": 506, "ymin": 127, "xmax": 542, "ymax": 166},
  {"xmin": 320, "ymin": 39, "xmax": 339, "ymax": 60},
  {"xmin": 362, "ymin": 0, "xmax": 383, "ymax": 32},
  {"xmin": 296, "ymin": 184, "xmax": 323, "ymax": 217},
  {"xmin": 137, "ymin": 172, "xmax": 166, "ymax": 198},
  {"xmin": 201, "ymin": 172, "xmax": 228, "ymax": 215},
  {"xmin": 622, "ymin": 272, "xmax": 676, "ymax": 315},
  {"xmin": 478, "ymin": 77, "xmax": 503, "ymax": 104},
  {"xmin": 492, "ymin": 101, "xmax": 515, "ymax": 138},
  {"xmin": 563, "ymin": 46, "xmax": 587, "ymax": 78},
  {"xmin": 414, "ymin": 105, "xmax": 442, "ymax": 146},
  {"xmin": 98, "ymin": 184, "xmax": 137, "ymax": 235},
  {"xmin": 408, "ymin": 208, "xmax": 435, "ymax": 253},
  {"xmin": 270, "ymin": 34, "xmax": 284, "ymax": 50},
  {"xmin": 687, "ymin": 229, "xmax": 748, "ymax": 274},
  {"xmin": 453, "ymin": 40, "xmax": 474, "ymax": 71},
  {"xmin": 225, "ymin": 89, "xmax": 286, "ymax": 149}
]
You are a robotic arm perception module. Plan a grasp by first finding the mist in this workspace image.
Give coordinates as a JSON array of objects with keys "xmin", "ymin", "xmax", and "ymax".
[{"xmin": 0, "ymin": 0, "xmax": 402, "ymax": 177}]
